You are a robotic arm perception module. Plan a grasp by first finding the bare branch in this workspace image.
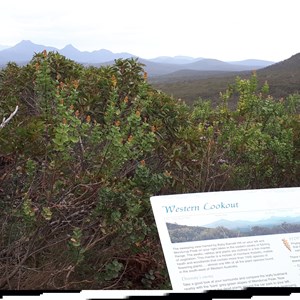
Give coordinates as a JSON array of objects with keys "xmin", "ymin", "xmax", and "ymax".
[{"xmin": 0, "ymin": 106, "xmax": 19, "ymax": 129}]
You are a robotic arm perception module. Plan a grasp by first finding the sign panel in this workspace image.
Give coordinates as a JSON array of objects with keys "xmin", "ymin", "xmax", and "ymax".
[{"xmin": 150, "ymin": 187, "xmax": 300, "ymax": 291}]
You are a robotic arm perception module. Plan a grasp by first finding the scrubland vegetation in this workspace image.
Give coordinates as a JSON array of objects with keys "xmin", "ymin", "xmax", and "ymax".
[{"xmin": 0, "ymin": 52, "xmax": 299, "ymax": 289}]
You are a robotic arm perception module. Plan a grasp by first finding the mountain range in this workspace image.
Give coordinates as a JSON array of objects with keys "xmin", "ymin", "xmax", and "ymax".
[
  {"xmin": 0, "ymin": 40, "xmax": 275, "ymax": 76},
  {"xmin": 150, "ymin": 51, "xmax": 300, "ymax": 104},
  {"xmin": 202, "ymin": 215, "xmax": 300, "ymax": 231}
]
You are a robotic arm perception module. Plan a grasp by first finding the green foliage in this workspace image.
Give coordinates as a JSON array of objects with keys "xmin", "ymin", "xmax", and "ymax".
[
  {"xmin": 0, "ymin": 53, "xmax": 172, "ymax": 289},
  {"xmin": 103, "ymin": 259, "xmax": 124, "ymax": 281},
  {"xmin": 225, "ymin": 75, "xmax": 299, "ymax": 188},
  {"xmin": 0, "ymin": 52, "xmax": 298, "ymax": 290},
  {"xmin": 68, "ymin": 227, "xmax": 86, "ymax": 265},
  {"xmin": 141, "ymin": 269, "xmax": 156, "ymax": 289},
  {"xmin": 161, "ymin": 73, "xmax": 299, "ymax": 193}
]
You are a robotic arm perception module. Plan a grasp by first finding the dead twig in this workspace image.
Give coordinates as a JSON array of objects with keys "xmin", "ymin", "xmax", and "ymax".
[{"xmin": 0, "ymin": 106, "xmax": 19, "ymax": 129}]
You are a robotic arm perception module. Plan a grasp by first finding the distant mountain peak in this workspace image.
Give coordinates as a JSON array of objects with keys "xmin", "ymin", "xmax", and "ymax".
[
  {"xmin": 15, "ymin": 40, "xmax": 44, "ymax": 48},
  {"xmin": 19, "ymin": 40, "xmax": 34, "ymax": 45},
  {"xmin": 97, "ymin": 48, "xmax": 113, "ymax": 54},
  {"xmin": 12, "ymin": 40, "xmax": 33, "ymax": 49},
  {"xmin": 60, "ymin": 44, "xmax": 81, "ymax": 54},
  {"xmin": 62, "ymin": 44, "xmax": 77, "ymax": 49}
]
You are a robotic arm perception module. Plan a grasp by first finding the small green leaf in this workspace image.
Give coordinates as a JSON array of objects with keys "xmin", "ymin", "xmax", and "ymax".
[
  {"xmin": 69, "ymin": 136, "xmax": 79, "ymax": 143},
  {"xmin": 42, "ymin": 207, "xmax": 52, "ymax": 220}
]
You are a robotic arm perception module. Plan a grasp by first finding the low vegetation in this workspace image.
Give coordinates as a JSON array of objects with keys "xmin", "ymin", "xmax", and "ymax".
[{"xmin": 0, "ymin": 52, "xmax": 299, "ymax": 289}]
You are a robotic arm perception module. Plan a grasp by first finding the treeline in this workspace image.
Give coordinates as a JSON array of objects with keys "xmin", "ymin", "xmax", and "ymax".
[{"xmin": 0, "ymin": 52, "xmax": 299, "ymax": 289}]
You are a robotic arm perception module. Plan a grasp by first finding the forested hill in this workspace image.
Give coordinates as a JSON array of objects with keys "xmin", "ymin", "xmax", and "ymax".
[
  {"xmin": 256, "ymin": 53, "xmax": 300, "ymax": 98},
  {"xmin": 150, "ymin": 52, "xmax": 300, "ymax": 105},
  {"xmin": 260, "ymin": 52, "xmax": 300, "ymax": 73}
]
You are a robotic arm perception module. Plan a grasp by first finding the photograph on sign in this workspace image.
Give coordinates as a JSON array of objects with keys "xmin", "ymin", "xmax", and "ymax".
[{"xmin": 165, "ymin": 209, "xmax": 300, "ymax": 243}]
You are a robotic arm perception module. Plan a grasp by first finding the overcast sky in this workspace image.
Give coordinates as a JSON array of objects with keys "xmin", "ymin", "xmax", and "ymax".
[{"xmin": 1, "ymin": 0, "xmax": 299, "ymax": 62}]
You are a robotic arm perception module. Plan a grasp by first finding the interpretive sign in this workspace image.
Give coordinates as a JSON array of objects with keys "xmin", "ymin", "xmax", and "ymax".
[{"xmin": 150, "ymin": 187, "xmax": 300, "ymax": 291}]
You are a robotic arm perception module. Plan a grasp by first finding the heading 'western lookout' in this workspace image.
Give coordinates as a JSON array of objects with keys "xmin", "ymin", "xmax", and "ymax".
[{"xmin": 162, "ymin": 202, "xmax": 239, "ymax": 214}]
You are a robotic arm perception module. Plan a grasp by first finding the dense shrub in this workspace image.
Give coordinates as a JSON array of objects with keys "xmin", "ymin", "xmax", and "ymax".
[
  {"xmin": 0, "ymin": 52, "xmax": 299, "ymax": 289},
  {"xmin": 0, "ymin": 53, "xmax": 174, "ymax": 289}
]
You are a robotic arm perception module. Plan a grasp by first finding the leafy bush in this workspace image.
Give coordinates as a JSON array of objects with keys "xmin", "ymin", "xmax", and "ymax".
[{"xmin": 0, "ymin": 53, "xmax": 172, "ymax": 289}]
